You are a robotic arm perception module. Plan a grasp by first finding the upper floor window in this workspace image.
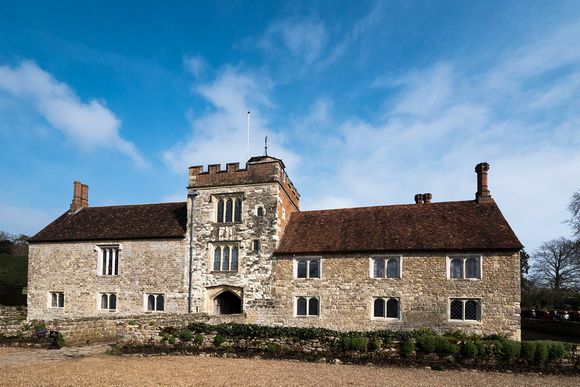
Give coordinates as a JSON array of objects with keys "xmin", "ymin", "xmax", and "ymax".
[
  {"xmin": 50, "ymin": 292, "xmax": 64, "ymax": 308},
  {"xmin": 449, "ymin": 298, "xmax": 481, "ymax": 321},
  {"xmin": 373, "ymin": 297, "xmax": 400, "ymax": 320},
  {"xmin": 371, "ymin": 256, "xmax": 401, "ymax": 278},
  {"xmin": 100, "ymin": 293, "xmax": 117, "ymax": 310},
  {"xmin": 294, "ymin": 258, "xmax": 321, "ymax": 279},
  {"xmin": 296, "ymin": 296, "xmax": 319, "ymax": 317},
  {"xmin": 216, "ymin": 197, "xmax": 242, "ymax": 223},
  {"xmin": 257, "ymin": 206, "xmax": 264, "ymax": 217},
  {"xmin": 97, "ymin": 245, "xmax": 120, "ymax": 276},
  {"xmin": 252, "ymin": 240, "xmax": 260, "ymax": 252},
  {"xmin": 147, "ymin": 293, "xmax": 164, "ymax": 311},
  {"xmin": 448, "ymin": 255, "xmax": 481, "ymax": 279},
  {"xmin": 213, "ymin": 245, "xmax": 239, "ymax": 272}
]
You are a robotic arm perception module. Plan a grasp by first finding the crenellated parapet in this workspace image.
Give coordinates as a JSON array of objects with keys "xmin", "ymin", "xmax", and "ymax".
[{"xmin": 188, "ymin": 156, "xmax": 300, "ymax": 209}]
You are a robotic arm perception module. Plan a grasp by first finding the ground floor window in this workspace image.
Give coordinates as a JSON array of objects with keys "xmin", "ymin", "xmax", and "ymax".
[
  {"xmin": 100, "ymin": 293, "xmax": 117, "ymax": 310},
  {"xmin": 373, "ymin": 297, "xmax": 400, "ymax": 319},
  {"xmin": 50, "ymin": 292, "xmax": 64, "ymax": 308},
  {"xmin": 296, "ymin": 296, "xmax": 319, "ymax": 317},
  {"xmin": 450, "ymin": 298, "xmax": 481, "ymax": 321},
  {"xmin": 147, "ymin": 294, "xmax": 164, "ymax": 311}
]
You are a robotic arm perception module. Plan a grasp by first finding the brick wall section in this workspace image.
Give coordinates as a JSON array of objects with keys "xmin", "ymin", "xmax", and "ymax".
[
  {"xmin": 271, "ymin": 251, "xmax": 521, "ymax": 340},
  {"xmin": 27, "ymin": 239, "xmax": 188, "ymax": 320}
]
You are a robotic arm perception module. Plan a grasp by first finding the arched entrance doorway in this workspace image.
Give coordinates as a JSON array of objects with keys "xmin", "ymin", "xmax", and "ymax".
[{"xmin": 214, "ymin": 290, "xmax": 242, "ymax": 315}]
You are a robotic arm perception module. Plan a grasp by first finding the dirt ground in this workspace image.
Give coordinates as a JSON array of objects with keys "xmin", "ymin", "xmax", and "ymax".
[{"xmin": 1, "ymin": 345, "xmax": 579, "ymax": 386}]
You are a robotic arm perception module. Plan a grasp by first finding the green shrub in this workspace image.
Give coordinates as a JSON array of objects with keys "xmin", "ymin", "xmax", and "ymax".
[
  {"xmin": 432, "ymin": 364, "xmax": 444, "ymax": 371},
  {"xmin": 401, "ymin": 338, "xmax": 415, "ymax": 355},
  {"xmin": 34, "ymin": 324, "xmax": 47, "ymax": 332},
  {"xmin": 214, "ymin": 334, "xmax": 225, "ymax": 347},
  {"xmin": 417, "ymin": 335, "xmax": 437, "ymax": 353},
  {"xmin": 195, "ymin": 333, "xmax": 204, "ymax": 345},
  {"xmin": 179, "ymin": 330, "xmax": 193, "ymax": 342},
  {"xmin": 341, "ymin": 336, "xmax": 368, "ymax": 351},
  {"xmin": 534, "ymin": 342, "xmax": 548, "ymax": 364},
  {"xmin": 462, "ymin": 342, "xmax": 478, "ymax": 358},
  {"xmin": 266, "ymin": 344, "xmax": 278, "ymax": 354},
  {"xmin": 368, "ymin": 337, "xmax": 381, "ymax": 351},
  {"xmin": 501, "ymin": 339, "xmax": 521, "ymax": 359},
  {"xmin": 521, "ymin": 341, "xmax": 536, "ymax": 361},
  {"xmin": 168, "ymin": 336, "xmax": 176, "ymax": 344},
  {"xmin": 443, "ymin": 330, "xmax": 469, "ymax": 340},
  {"xmin": 434, "ymin": 337, "xmax": 459, "ymax": 354},
  {"xmin": 476, "ymin": 342, "xmax": 486, "ymax": 356},
  {"xmin": 548, "ymin": 342, "xmax": 567, "ymax": 362}
]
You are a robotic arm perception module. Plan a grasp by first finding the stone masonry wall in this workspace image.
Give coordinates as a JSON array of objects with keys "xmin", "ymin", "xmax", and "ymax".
[
  {"xmin": 187, "ymin": 181, "xmax": 290, "ymax": 324},
  {"xmin": 270, "ymin": 251, "xmax": 521, "ymax": 340},
  {"xmin": 27, "ymin": 239, "xmax": 188, "ymax": 320}
]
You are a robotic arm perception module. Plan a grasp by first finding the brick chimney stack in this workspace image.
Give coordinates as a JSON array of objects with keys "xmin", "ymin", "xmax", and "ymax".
[
  {"xmin": 81, "ymin": 184, "xmax": 89, "ymax": 207},
  {"xmin": 69, "ymin": 181, "xmax": 89, "ymax": 213},
  {"xmin": 475, "ymin": 162, "xmax": 492, "ymax": 203}
]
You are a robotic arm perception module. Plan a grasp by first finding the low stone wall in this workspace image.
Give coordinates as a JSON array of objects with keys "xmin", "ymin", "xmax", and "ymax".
[
  {"xmin": 0, "ymin": 313, "xmax": 244, "ymax": 346},
  {"xmin": 0, "ymin": 306, "xmax": 27, "ymax": 321},
  {"xmin": 522, "ymin": 318, "xmax": 580, "ymax": 338}
]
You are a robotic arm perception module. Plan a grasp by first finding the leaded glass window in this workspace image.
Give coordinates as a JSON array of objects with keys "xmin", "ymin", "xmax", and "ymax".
[
  {"xmin": 386, "ymin": 298, "xmax": 398, "ymax": 318},
  {"xmin": 297, "ymin": 297, "xmax": 307, "ymax": 316},
  {"xmin": 450, "ymin": 300, "xmax": 463, "ymax": 319},
  {"xmin": 374, "ymin": 298, "xmax": 385, "ymax": 317},
  {"xmin": 387, "ymin": 259, "xmax": 400, "ymax": 278},
  {"xmin": 450, "ymin": 259, "xmax": 463, "ymax": 278},
  {"xmin": 374, "ymin": 259, "xmax": 385, "ymax": 278},
  {"xmin": 465, "ymin": 258, "xmax": 478, "ymax": 278},
  {"xmin": 297, "ymin": 260, "xmax": 308, "ymax": 278}
]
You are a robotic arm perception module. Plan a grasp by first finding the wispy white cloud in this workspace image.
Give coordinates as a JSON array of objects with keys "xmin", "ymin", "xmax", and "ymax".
[
  {"xmin": 184, "ymin": 54, "xmax": 208, "ymax": 78},
  {"xmin": 163, "ymin": 66, "xmax": 299, "ymax": 175},
  {"xmin": 251, "ymin": 15, "xmax": 327, "ymax": 76},
  {"xmin": 294, "ymin": 19, "xmax": 580, "ymax": 253},
  {"xmin": 0, "ymin": 61, "xmax": 147, "ymax": 167}
]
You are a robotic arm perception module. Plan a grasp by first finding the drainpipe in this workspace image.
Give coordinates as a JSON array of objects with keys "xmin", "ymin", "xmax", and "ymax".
[{"xmin": 187, "ymin": 190, "xmax": 199, "ymax": 313}]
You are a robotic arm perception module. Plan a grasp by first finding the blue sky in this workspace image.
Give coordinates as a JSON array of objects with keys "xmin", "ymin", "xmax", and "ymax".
[{"xmin": 1, "ymin": 1, "xmax": 580, "ymax": 254}]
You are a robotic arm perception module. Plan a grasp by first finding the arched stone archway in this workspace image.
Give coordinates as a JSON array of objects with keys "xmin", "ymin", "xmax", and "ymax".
[{"xmin": 214, "ymin": 290, "xmax": 242, "ymax": 315}]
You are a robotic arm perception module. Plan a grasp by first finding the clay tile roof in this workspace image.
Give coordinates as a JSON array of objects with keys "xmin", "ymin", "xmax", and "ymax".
[
  {"xmin": 29, "ymin": 202, "xmax": 187, "ymax": 243},
  {"xmin": 276, "ymin": 200, "xmax": 522, "ymax": 255}
]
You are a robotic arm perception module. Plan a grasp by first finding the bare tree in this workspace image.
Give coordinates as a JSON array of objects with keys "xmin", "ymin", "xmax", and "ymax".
[
  {"xmin": 567, "ymin": 190, "xmax": 580, "ymax": 237},
  {"xmin": 532, "ymin": 237, "xmax": 580, "ymax": 291}
]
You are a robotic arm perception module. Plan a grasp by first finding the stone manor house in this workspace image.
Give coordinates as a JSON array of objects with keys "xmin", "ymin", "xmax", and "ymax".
[{"xmin": 28, "ymin": 156, "xmax": 523, "ymax": 339}]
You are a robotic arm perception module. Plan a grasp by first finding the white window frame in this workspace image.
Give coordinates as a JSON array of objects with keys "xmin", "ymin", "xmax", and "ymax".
[
  {"xmin": 369, "ymin": 255, "xmax": 402, "ymax": 278},
  {"xmin": 213, "ymin": 193, "xmax": 244, "ymax": 223},
  {"xmin": 446, "ymin": 254, "xmax": 482, "ymax": 279},
  {"xmin": 294, "ymin": 296, "xmax": 320, "ymax": 317},
  {"xmin": 371, "ymin": 297, "xmax": 401, "ymax": 321},
  {"xmin": 49, "ymin": 291, "xmax": 64, "ymax": 308},
  {"xmin": 145, "ymin": 293, "xmax": 165, "ymax": 312},
  {"xmin": 99, "ymin": 292, "xmax": 117, "ymax": 311},
  {"xmin": 96, "ymin": 245, "xmax": 121, "ymax": 276},
  {"xmin": 211, "ymin": 243, "xmax": 240, "ymax": 272},
  {"xmin": 448, "ymin": 298, "xmax": 482, "ymax": 322},
  {"xmin": 293, "ymin": 257, "xmax": 322, "ymax": 279}
]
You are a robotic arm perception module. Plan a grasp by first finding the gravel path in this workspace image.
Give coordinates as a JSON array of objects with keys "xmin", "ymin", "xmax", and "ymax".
[{"xmin": 1, "ymin": 346, "xmax": 579, "ymax": 386}]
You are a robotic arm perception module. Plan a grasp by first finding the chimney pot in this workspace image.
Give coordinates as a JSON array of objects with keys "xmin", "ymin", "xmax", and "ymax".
[
  {"xmin": 423, "ymin": 193, "xmax": 432, "ymax": 203},
  {"xmin": 414, "ymin": 194, "xmax": 423, "ymax": 204}
]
